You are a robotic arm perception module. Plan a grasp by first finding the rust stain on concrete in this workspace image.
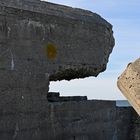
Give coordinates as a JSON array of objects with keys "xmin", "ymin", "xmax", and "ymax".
[{"xmin": 45, "ymin": 43, "xmax": 57, "ymax": 60}]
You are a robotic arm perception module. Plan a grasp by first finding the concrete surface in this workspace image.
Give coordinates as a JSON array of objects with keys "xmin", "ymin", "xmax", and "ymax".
[
  {"xmin": 0, "ymin": 0, "xmax": 114, "ymax": 80},
  {"xmin": 0, "ymin": 98, "xmax": 139, "ymax": 140},
  {"xmin": 118, "ymin": 58, "xmax": 140, "ymax": 116},
  {"xmin": 2, "ymin": 0, "xmax": 140, "ymax": 140}
]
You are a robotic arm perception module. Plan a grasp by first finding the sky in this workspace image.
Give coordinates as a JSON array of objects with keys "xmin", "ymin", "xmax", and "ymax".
[{"xmin": 45, "ymin": 0, "xmax": 140, "ymax": 100}]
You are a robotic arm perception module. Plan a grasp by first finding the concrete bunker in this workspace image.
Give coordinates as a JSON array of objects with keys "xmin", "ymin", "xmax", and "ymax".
[
  {"xmin": 0, "ymin": 0, "xmax": 114, "ymax": 104},
  {"xmin": 0, "ymin": 0, "xmax": 121, "ymax": 140},
  {"xmin": 0, "ymin": 1, "xmax": 140, "ymax": 140}
]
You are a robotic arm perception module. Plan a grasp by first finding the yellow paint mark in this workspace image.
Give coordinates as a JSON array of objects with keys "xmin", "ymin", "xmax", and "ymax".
[{"xmin": 45, "ymin": 43, "xmax": 57, "ymax": 60}]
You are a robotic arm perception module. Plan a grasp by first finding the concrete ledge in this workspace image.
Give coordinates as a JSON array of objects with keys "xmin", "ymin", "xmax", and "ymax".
[{"xmin": 47, "ymin": 92, "xmax": 87, "ymax": 102}]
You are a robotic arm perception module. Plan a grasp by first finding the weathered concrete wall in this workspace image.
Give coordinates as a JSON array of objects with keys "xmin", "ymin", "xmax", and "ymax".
[
  {"xmin": 46, "ymin": 100, "xmax": 133, "ymax": 140},
  {"xmin": 0, "ymin": 98, "xmax": 139, "ymax": 140},
  {"xmin": 0, "ymin": 4, "xmax": 115, "ymax": 136},
  {"xmin": 131, "ymin": 112, "xmax": 140, "ymax": 140}
]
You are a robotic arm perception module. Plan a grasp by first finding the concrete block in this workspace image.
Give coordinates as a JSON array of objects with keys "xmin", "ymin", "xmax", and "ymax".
[
  {"xmin": 118, "ymin": 57, "xmax": 140, "ymax": 116},
  {"xmin": 0, "ymin": 0, "xmax": 114, "ymax": 81}
]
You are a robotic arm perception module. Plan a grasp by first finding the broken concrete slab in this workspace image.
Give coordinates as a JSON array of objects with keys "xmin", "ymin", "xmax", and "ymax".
[
  {"xmin": 0, "ymin": 0, "xmax": 114, "ymax": 81},
  {"xmin": 117, "ymin": 57, "xmax": 140, "ymax": 116}
]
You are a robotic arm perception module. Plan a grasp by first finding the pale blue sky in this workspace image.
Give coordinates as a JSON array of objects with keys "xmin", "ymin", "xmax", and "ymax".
[{"xmin": 46, "ymin": 0, "xmax": 140, "ymax": 100}]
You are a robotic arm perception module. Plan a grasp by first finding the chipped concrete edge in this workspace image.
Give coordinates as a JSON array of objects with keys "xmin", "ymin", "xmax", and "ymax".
[{"xmin": 117, "ymin": 63, "xmax": 140, "ymax": 116}]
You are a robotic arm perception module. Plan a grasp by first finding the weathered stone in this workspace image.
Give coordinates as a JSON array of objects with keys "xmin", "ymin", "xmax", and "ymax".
[
  {"xmin": 0, "ymin": 99, "xmax": 139, "ymax": 140},
  {"xmin": 0, "ymin": 0, "xmax": 114, "ymax": 81},
  {"xmin": 0, "ymin": 0, "xmax": 117, "ymax": 139},
  {"xmin": 117, "ymin": 57, "xmax": 140, "ymax": 116},
  {"xmin": 0, "ymin": 0, "xmax": 139, "ymax": 137}
]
